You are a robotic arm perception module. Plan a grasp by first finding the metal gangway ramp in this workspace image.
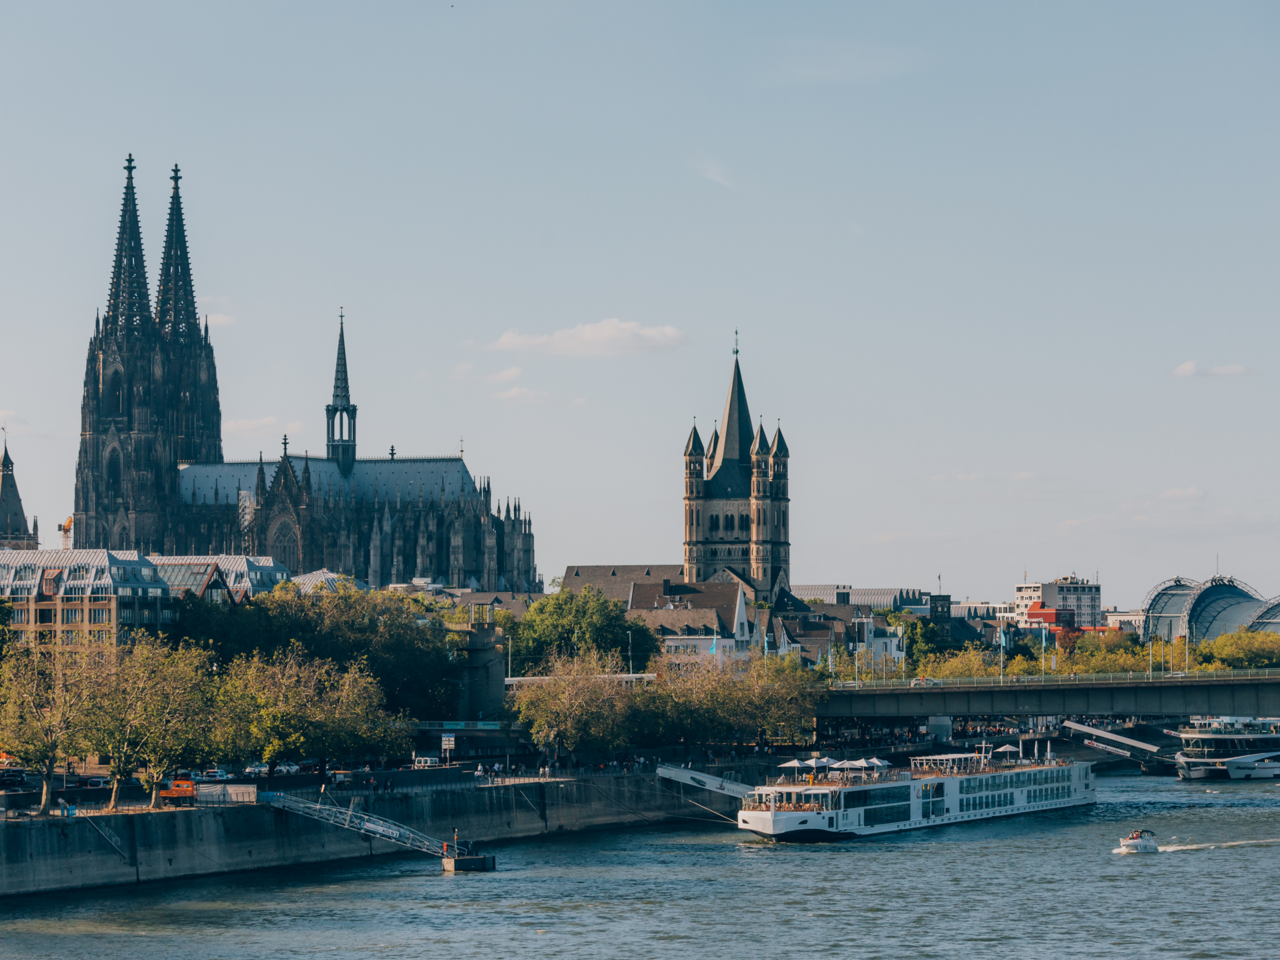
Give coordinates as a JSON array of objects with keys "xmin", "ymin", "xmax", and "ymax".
[{"xmin": 265, "ymin": 792, "xmax": 456, "ymax": 857}]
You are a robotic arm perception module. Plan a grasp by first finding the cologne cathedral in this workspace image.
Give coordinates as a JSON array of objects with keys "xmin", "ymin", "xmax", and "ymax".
[{"xmin": 74, "ymin": 157, "xmax": 540, "ymax": 591}]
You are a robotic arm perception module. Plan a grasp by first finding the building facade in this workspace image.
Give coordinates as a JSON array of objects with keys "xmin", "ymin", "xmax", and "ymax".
[
  {"xmin": 1013, "ymin": 576, "xmax": 1102, "ymax": 629},
  {"xmin": 0, "ymin": 550, "xmax": 289, "ymax": 648},
  {"xmin": 71, "ymin": 157, "xmax": 539, "ymax": 591},
  {"xmin": 682, "ymin": 354, "xmax": 790, "ymax": 597}
]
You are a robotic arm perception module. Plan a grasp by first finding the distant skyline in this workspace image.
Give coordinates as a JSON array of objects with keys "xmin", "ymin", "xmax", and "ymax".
[{"xmin": 2, "ymin": 3, "xmax": 1279, "ymax": 608}]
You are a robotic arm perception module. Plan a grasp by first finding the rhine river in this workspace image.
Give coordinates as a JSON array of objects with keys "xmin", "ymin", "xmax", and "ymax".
[{"xmin": 3, "ymin": 775, "xmax": 1279, "ymax": 959}]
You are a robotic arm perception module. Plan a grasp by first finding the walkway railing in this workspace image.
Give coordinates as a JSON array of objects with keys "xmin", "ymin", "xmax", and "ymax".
[{"xmin": 830, "ymin": 667, "xmax": 1280, "ymax": 691}]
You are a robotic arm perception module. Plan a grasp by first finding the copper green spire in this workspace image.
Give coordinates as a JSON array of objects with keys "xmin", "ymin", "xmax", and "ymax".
[
  {"xmin": 332, "ymin": 309, "xmax": 351, "ymax": 405},
  {"xmin": 104, "ymin": 154, "xmax": 152, "ymax": 335}
]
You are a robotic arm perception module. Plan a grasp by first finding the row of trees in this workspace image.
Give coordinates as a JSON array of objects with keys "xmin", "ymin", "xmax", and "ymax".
[
  {"xmin": 0, "ymin": 638, "xmax": 406, "ymax": 815},
  {"xmin": 833, "ymin": 628, "xmax": 1280, "ymax": 681},
  {"xmin": 512, "ymin": 650, "xmax": 822, "ymax": 757}
]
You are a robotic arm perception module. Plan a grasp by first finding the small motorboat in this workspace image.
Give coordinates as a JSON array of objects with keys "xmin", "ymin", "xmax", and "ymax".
[{"xmin": 1118, "ymin": 829, "xmax": 1159, "ymax": 854}]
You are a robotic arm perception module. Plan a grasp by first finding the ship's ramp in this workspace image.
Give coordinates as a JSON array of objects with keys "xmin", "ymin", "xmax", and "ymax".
[{"xmin": 656, "ymin": 764, "xmax": 752, "ymax": 798}]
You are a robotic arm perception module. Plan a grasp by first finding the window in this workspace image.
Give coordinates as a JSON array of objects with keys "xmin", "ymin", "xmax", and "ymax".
[
  {"xmin": 864, "ymin": 803, "xmax": 912, "ymax": 827},
  {"xmin": 724, "ymin": 514, "xmax": 735, "ymax": 533},
  {"xmin": 89, "ymin": 608, "xmax": 111, "ymax": 624},
  {"xmin": 270, "ymin": 521, "xmax": 300, "ymax": 574},
  {"xmin": 62, "ymin": 609, "xmax": 82, "ymax": 624}
]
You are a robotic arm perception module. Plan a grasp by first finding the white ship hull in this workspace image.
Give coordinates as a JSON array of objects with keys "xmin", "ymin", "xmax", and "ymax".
[{"xmin": 738, "ymin": 760, "xmax": 1096, "ymax": 843}]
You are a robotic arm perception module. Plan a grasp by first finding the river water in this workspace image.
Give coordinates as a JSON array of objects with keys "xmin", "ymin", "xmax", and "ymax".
[{"xmin": 3, "ymin": 774, "xmax": 1279, "ymax": 960}]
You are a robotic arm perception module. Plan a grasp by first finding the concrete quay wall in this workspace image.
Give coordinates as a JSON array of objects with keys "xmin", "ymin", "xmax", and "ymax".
[{"xmin": 0, "ymin": 775, "xmax": 738, "ymax": 897}]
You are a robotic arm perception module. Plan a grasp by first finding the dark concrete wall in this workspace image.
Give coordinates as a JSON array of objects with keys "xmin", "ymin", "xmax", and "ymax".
[{"xmin": 0, "ymin": 774, "xmax": 739, "ymax": 898}]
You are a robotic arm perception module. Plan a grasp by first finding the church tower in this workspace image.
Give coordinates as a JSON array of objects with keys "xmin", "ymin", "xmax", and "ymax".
[
  {"xmin": 0, "ymin": 440, "xmax": 39, "ymax": 550},
  {"xmin": 325, "ymin": 314, "xmax": 358, "ymax": 476},
  {"xmin": 682, "ymin": 351, "xmax": 790, "ymax": 596},
  {"xmin": 74, "ymin": 157, "xmax": 223, "ymax": 551}
]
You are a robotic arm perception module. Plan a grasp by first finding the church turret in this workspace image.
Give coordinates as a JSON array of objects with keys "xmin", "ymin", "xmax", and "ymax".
[
  {"xmin": 325, "ymin": 312, "xmax": 358, "ymax": 477},
  {"xmin": 0, "ymin": 440, "xmax": 38, "ymax": 550}
]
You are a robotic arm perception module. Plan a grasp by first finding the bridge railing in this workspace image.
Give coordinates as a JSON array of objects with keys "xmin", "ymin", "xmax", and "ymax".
[{"xmin": 829, "ymin": 666, "xmax": 1280, "ymax": 691}]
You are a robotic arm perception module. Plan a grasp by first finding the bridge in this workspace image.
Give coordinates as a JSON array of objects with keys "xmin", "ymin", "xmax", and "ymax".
[{"xmin": 819, "ymin": 669, "xmax": 1280, "ymax": 719}]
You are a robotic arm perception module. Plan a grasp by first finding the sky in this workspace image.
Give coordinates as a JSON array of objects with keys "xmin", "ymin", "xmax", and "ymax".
[{"xmin": 1, "ymin": 3, "xmax": 1278, "ymax": 609}]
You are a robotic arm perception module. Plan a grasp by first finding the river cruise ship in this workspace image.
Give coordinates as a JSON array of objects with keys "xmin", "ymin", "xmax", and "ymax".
[
  {"xmin": 1172, "ymin": 720, "xmax": 1280, "ymax": 781},
  {"xmin": 736, "ymin": 749, "xmax": 1095, "ymax": 842}
]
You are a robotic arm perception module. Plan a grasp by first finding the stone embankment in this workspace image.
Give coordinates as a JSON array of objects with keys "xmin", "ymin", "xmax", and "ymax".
[{"xmin": 0, "ymin": 772, "xmax": 744, "ymax": 897}]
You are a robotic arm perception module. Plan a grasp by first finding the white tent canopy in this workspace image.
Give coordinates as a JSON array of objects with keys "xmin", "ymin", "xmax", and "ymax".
[
  {"xmin": 994, "ymin": 745, "xmax": 1020, "ymax": 753},
  {"xmin": 778, "ymin": 760, "xmax": 805, "ymax": 769},
  {"xmin": 865, "ymin": 757, "xmax": 892, "ymax": 768}
]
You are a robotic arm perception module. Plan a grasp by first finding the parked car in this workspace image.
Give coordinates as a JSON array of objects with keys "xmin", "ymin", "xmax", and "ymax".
[
  {"xmin": 275, "ymin": 762, "xmax": 301, "ymax": 775},
  {"xmin": 243, "ymin": 763, "xmax": 269, "ymax": 777},
  {"xmin": 201, "ymin": 770, "xmax": 233, "ymax": 781},
  {"xmin": 910, "ymin": 677, "xmax": 941, "ymax": 687},
  {"xmin": 159, "ymin": 778, "xmax": 196, "ymax": 806},
  {"xmin": 85, "ymin": 777, "xmax": 109, "ymax": 788},
  {"xmin": 412, "ymin": 757, "xmax": 440, "ymax": 769}
]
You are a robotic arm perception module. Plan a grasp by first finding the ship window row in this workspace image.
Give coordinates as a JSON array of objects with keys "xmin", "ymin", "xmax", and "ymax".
[
  {"xmin": 960, "ymin": 768, "xmax": 1070, "ymax": 795},
  {"xmin": 961, "ymin": 792, "xmax": 1013, "ymax": 812},
  {"xmin": 864, "ymin": 803, "xmax": 912, "ymax": 827}
]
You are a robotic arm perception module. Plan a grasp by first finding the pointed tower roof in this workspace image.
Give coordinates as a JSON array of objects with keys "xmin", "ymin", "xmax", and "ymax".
[
  {"xmin": 154, "ymin": 164, "xmax": 198, "ymax": 339},
  {"xmin": 684, "ymin": 424, "xmax": 704, "ymax": 457},
  {"xmin": 104, "ymin": 155, "xmax": 152, "ymax": 334},
  {"xmin": 770, "ymin": 426, "xmax": 789, "ymax": 458},
  {"xmin": 0, "ymin": 441, "xmax": 33, "ymax": 539},
  {"xmin": 332, "ymin": 312, "xmax": 352, "ymax": 406},
  {"xmin": 705, "ymin": 425, "xmax": 719, "ymax": 465},
  {"xmin": 750, "ymin": 423, "xmax": 769, "ymax": 458},
  {"xmin": 709, "ymin": 358, "xmax": 753, "ymax": 476}
]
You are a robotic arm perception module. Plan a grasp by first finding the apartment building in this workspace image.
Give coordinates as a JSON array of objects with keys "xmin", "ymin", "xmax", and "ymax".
[{"xmin": 1013, "ymin": 575, "xmax": 1102, "ymax": 629}]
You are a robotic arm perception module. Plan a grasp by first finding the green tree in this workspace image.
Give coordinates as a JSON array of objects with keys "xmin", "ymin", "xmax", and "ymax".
[
  {"xmin": 171, "ymin": 582, "xmax": 463, "ymax": 720},
  {"xmin": 1196, "ymin": 630, "xmax": 1280, "ymax": 669},
  {"xmin": 132, "ymin": 643, "xmax": 215, "ymax": 808},
  {"xmin": 514, "ymin": 587, "xmax": 658, "ymax": 675},
  {"xmin": 0, "ymin": 648, "xmax": 95, "ymax": 815},
  {"xmin": 215, "ymin": 643, "xmax": 407, "ymax": 781},
  {"xmin": 82, "ymin": 638, "xmax": 158, "ymax": 810},
  {"xmin": 512, "ymin": 649, "xmax": 633, "ymax": 756}
]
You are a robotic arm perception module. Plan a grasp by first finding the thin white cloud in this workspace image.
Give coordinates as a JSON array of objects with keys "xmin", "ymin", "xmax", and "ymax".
[
  {"xmin": 955, "ymin": 473, "xmax": 981, "ymax": 482},
  {"xmin": 206, "ymin": 313, "xmax": 236, "ymax": 327},
  {"xmin": 569, "ymin": 398, "xmax": 587, "ymax": 407},
  {"xmin": 224, "ymin": 416, "xmax": 278, "ymax": 437},
  {"xmin": 1014, "ymin": 472, "xmax": 1035, "ymax": 481},
  {"xmin": 490, "ymin": 318, "xmax": 688, "ymax": 357},
  {"xmin": 1173, "ymin": 360, "xmax": 1246, "ymax": 377},
  {"xmin": 0, "ymin": 410, "xmax": 29, "ymax": 429},
  {"xmin": 493, "ymin": 387, "xmax": 547, "ymax": 403},
  {"xmin": 285, "ymin": 421, "xmax": 304, "ymax": 435},
  {"xmin": 1162, "ymin": 486, "xmax": 1204, "ymax": 500},
  {"xmin": 453, "ymin": 361, "xmax": 475, "ymax": 379},
  {"xmin": 693, "ymin": 157, "xmax": 735, "ymax": 188},
  {"xmin": 484, "ymin": 367, "xmax": 521, "ymax": 383}
]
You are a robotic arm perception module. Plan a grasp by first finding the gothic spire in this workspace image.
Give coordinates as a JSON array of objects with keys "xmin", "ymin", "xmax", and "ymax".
[
  {"xmin": 155, "ymin": 164, "xmax": 198, "ymax": 339},
  {"xmin": 332, "ymin": 310, "xmax": 351, "ymax": 406},
  {"xmin": 710, "ymin": 358, "xmax": 753, "ymax": 475},
  {"xmin": 104, "ymin": 155, "xmax": 152, "ymax": 335}
]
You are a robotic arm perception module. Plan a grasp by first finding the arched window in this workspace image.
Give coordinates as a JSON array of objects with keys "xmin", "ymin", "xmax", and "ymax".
[
  {"xmin": 105, "ymin": 448, "xmax": 122, "ymax": 502},
  {"xmin": 270, "ymin": 521, "xmax": 300, "ymax": 574},
  {"xmin": 107, "ymin": 370, "xmax": 123, "ymax": 417}
]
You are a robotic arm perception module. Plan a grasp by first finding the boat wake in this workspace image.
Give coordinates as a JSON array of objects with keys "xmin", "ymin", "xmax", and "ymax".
[{"xmin": 1158, "ymin": 838, "xmax": 1280, "ymax": 853}]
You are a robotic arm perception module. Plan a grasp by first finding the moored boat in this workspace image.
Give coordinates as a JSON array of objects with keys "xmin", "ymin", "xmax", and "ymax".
[
  {"xmin": 734, "ymin": 745, "xmax": 1096, "ymax": 842},
  {"xmin": 1172, "ymin": 719, "xmax": 1280, "ymax": 781}
]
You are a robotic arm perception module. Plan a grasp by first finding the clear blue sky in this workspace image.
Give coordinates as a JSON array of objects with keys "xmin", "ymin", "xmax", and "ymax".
[{"xmin": 2, "ymin": 3, "xmax": 1278, "ymax": 608}]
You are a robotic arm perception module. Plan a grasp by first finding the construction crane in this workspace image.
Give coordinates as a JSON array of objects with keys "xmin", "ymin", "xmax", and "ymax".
[{"xmin": 57, "ymin": 516, "xmax": 73, "ymax": 550}]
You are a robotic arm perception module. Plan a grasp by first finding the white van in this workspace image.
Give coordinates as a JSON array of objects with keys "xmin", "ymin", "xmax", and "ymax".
[{"xmin": 412, "ymin": 757, "xmax": 440, "ymax": 769}]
